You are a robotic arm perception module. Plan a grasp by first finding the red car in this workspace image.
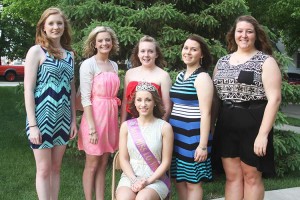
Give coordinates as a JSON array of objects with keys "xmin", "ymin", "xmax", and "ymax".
[{"xmin": 0, "ymin": 63, "xmax": 24, "ymax": 81}]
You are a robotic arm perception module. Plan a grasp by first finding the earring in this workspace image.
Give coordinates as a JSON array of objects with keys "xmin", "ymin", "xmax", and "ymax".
[{"xmin": 200, "ymin": 57, "xmax": 203, "ymax": 65}]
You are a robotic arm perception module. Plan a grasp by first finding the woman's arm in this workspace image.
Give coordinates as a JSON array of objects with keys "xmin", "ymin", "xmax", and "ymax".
[
  {"xmin": 119, "ymin": 122, "xmax": 137, "ymax": 183},
  {"xmin": 79, "ymin": 61, "xmax": 97, "ymax": 144},
  {"xmin": 160, "ymin": 71, "xmax": 172, "ymax": 121},
  {"xmin": 194, "ymin": 73, "xmax": 214, "ymax": 162},
  {"xmin": 144, "ymin": 122, "xmax": 174, "ymax": 186},
  {"xmin": 24, "ymin": 45, "xmax": 44, "ymax": 144},
  {"xmin": 120, "ymin": 71, "xmax": 130, "ymax": 123},
  {"xmin": 69, "ymin": 52, "xmax": 77, "ymax": 139},
  {"xmin": 211, "ymin": 66, "xmax": 221, "ymax": 135},
  {"xmin": 254, "ymin": 57, "xmax": 281, "ymax": 157}
]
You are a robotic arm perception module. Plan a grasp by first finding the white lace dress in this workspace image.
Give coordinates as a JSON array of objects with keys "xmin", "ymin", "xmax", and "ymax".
[{"xmin": 116, "ymin": 118, "xmax": 169, "ymax": 200}]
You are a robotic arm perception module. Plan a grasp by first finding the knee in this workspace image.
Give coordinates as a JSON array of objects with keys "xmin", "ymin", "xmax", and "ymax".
[
  {"xmin": 36, "ymin": 164, "xmax": 51, "ymax": 179},
  {"xmin": 98, "ymin": 159, "xmax": 108, "ymax": 170},
  {"xmin": 186, "ymin": 182, "xmax": 202, "ymax": 192},
  {"xmin": 52, "ymin": 161, "xmax": 63, "ymax": 175},
  {"xmin": 84, "ymin": 164, "xmax": 98, "ymax": 175},
  {"xmin": 225, "ymin": 168, "xmax": 243, "ymax": 183},
  {"xmin": 243, "ymin": 171, "xmax": 262, "ymax": 186}
]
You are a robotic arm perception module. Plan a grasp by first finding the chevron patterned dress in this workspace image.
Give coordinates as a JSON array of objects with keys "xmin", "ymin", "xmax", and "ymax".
[
  {"xmin": 169, "ymin": 68, "xmax": 213, "ymax": 183},
  {"xmin": 26, "ymin": 47, "xmax": 74, "ymax": 149}
]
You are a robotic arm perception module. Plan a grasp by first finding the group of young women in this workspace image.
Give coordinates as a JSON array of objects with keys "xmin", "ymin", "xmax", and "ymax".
[{"xmin": 24, "ymin": 7, "xmax": 281, "ymax": 200}]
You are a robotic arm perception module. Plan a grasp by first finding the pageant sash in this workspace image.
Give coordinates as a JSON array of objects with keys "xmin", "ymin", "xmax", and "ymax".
[{"xmin": 127, "ymin": 118, "xmax": 171, "ymax": 190}]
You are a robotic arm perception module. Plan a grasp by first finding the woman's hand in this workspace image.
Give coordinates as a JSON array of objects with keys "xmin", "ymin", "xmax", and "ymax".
[
  {"xmin": 69, "ymin": 121, "xmax": 77, "ymax": 140},
  {"xmin": 131, "ymin": 178, "xmax": 148, "ymax": 192},
  {"xmin": 29, "ymin": 126, "xmax": 42, "ymax": 145},
  {"xmin": 89, "ymin": 131, "xmax": 98, "ymax": 144},
  {"xmin": 254, "ymin": 134, "xmax": 268, "ymax": 157},
  {"xmin": 194, "ymin": 146, "xmax": 208, "ymax": 162}
]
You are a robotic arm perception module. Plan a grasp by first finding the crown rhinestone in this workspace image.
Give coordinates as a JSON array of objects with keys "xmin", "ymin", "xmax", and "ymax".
[{"xmin": 135, "ymin": 81, "xmax": 157, "ymax": 92}]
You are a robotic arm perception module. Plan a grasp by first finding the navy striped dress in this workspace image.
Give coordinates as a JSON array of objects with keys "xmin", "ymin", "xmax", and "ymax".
[
  {"xmin": 26, "ymin": 46, "xmax": 74, "ymax": 149},
  {"xmin": 169, "ymin": 68, "xmax": 213, "ymax": 183}
]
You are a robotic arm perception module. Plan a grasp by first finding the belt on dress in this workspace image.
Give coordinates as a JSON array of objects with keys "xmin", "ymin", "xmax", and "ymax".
[
  {"xmin": 92, "ymin": 97, "xmax": 121, "ymax": 106},
  {"xmin": 222, "ymin": 100, "xmax": 267, "ymax": 109}
]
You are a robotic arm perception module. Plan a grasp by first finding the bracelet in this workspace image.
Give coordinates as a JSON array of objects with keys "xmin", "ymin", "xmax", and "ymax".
[
  {"xmin": 89, "ymin": 131, "xmax": 96, "ymax": 136},
  {"xmin": 199, "ymin": 146, "xmax": 207, "ymax": 151},
  {"xmin": 29, "ymin": 125, "xmax": 37, "ymax": 128}
]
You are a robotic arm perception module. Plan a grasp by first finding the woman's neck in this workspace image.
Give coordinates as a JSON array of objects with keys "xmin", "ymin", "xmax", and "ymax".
[
  {"xmin": 186, "ymin": 64, "xmax": 200, "ymax": 74},
  {"xmin": 140, "ymin": 64, "xmax": 156, "ymax": 72},
  {"xmin": 95, "ymin": 53, "xmax": 109, "ymax": 63},
  {"xmin": 137, "ymin": 115, "xmax": 155, "ymax": 126},
  {"xmin": 236, "ymin": 48, "xmax": 258, "ymax": 56},
  {"xmin": 51, "ymin": 39, "xmax": 62, "ymax": 49}
]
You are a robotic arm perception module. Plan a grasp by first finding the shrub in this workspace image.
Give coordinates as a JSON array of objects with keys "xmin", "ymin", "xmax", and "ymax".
[{"xmin": 274, "ymin": 130, "xmax": 300, "ymax": 177}]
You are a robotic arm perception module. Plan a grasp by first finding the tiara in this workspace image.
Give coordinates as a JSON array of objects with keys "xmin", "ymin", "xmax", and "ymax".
[{"xmin": 136, "ymin": 81, "xmax": 157, "ymax": 92}]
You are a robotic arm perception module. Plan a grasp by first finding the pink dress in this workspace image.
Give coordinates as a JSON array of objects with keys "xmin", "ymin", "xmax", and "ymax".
[{"xmin": 78, "ymin": 72, "xmax": 120, "ymax": 155}]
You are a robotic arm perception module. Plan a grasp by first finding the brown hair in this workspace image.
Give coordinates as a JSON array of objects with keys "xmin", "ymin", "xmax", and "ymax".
[
  {"xmin": 35, "ymin": 7, "xmax": 73, "ymax": 59},
  {"xmin": 128, "ymin": 90, "xmax": 165, "ymax": 118},
  {"xmin": 226, "ymin": 15, "xmax": 273, "ymax": 55},
  {"xmin": 184, "ymin": 34, "xmax": 212, "ymax": 71},
  {"xmin": 130, "ymin": 35, "xmax": 167, "ymax": 68},
  {"xmin": 83, "ymin": 26, "xmax": 119, "ymax": 58}
]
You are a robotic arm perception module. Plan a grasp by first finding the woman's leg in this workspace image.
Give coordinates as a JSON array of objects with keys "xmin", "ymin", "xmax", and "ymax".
[
  {"xmin": 95, "ymin": 153, "xmax": 109, "ymax": 200},
  {"xmin": 186, "ymin": 182, "xmax": 203, "ymax": 200},
  {"xmin": 33, "ymin": 148, "xmax": 52, "ymax": 200},
  {"xmin": 50, "ymin": 145, "xmax": 67, "ymax": 200},
  {"xmin": 116, "ymin": 187, "xmax": 136, "ymax": 200},
  {"xmin": 175, "ymin": 181, "xmax": 187, "ymax": 200},
  {"xmin": 222, "ymin": 157, "xmax": 244, "ymax": 200},
  {"xmin": 241, "ymin": 162, "xmax": 264, "ymax": 200},
  {"xmin": 82, "ymin": 154, "xmax": 100, "ymax": 200},
  {"xmin": 136, "ymin": 188, "xmax": 160, "ymax": 200}
]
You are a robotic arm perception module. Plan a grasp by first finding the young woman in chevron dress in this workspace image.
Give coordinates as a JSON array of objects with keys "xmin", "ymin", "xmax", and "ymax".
[
  {"xmin": 169, "ymin": 34, "xmax": 214, "ymax": 200},
  {"xmin": 24, "ymin": 7, "xmax": 77, "ymax": 200}
]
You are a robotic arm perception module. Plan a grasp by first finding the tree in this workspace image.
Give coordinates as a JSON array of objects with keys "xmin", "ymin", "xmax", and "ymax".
[
  {"xmin": 0, "ymin": 0, "xmax": 59, "ymax": 59},
  {"xmin": 247, "ymin": 0, "xmax": 300, "ymax": 55},
  {"xmin": 60, "ymin": 0, "xmax": 248, "ymax": 67}
]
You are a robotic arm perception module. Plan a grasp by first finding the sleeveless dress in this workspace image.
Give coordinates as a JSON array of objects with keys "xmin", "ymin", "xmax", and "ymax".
[
  {"xmin": 213, "ymin": 51, "xmax": 275, "ymax": 176},
  {"xmin": 78, "ymin": 62, "xmax": 120, "ymax": 155},
  {"xmin": 117, "ymin": 118, "xmax": 169, "ymax": 200},
  {"xmin": 26, "ymin": 46, "xmax": 74, "ymax": 149},
  {"xmin": 169, "ymin": 68, "xmax": 213, "ymax": 183}
]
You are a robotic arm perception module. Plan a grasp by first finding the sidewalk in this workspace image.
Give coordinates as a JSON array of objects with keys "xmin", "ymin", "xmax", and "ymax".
[
  {"xmin": 276, "ymin": 103, "xmax": 300, "ymax": 134},
  {"xmin": 211, "ymin": 187, "xmax": 300, "ymax": 200}
]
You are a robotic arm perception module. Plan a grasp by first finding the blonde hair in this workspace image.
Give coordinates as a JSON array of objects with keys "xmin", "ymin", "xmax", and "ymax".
[
  {"xmin": 83, "ymin": 26, "xmax": 119, "ymax": 58},
  {"xmin": 35, "ymin": 7, "xmax": 73, "ymax": 59}
]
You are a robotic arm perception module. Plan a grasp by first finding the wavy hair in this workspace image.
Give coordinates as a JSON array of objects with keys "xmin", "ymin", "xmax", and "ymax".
[
  {"xmin": 130, "ymin": 35, "xmax": 167, "ymax": 68},
  {"xmin": 35, "ymin": 7, "xmax": 73, "ymax": 59},
  {"xmin": 226, "ymin": 15, "xmax": 273, "ymax": 55},
  {"xmin": 128, "ymin": 90, "xmax": 165, "ymax": 119},
  {"xmin": 83, "ymin": 26, "xmax": 119, "ymax": 58}
]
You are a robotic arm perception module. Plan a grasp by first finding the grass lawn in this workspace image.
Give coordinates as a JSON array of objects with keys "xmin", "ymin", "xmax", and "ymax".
[
  {"xmin": 0, "ymin": 86, "xmax": 299, "ymax": 200},
  {"xmin": 286, "ymin": 116, "xmax": 300, "ymax": 127}
]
